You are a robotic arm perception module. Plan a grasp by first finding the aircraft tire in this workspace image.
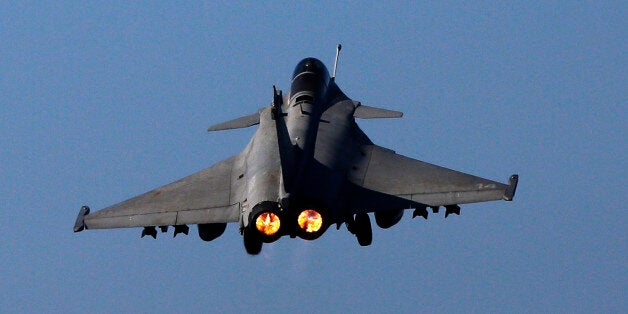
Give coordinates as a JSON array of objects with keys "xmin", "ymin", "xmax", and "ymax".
[
  {"xmin": 243, "ymin": 228, "xmax": 263, "ymax": 255},
  {"xmin": 355, "ymin": 213, "xmax": 372, "ymax": 246}
]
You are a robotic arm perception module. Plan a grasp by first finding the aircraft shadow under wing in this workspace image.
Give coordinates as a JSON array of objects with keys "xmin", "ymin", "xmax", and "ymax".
[{"xmin": 79, "ymin": 156, "xmax": 242, "ymax": 231}]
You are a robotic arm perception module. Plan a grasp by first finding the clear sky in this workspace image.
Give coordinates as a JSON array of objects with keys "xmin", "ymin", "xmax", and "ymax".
[{"xmin": 2, "ymin": 2, "xmax": 625, "ymax": 313}]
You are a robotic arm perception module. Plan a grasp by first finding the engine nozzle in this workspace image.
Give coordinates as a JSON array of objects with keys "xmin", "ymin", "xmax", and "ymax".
[
  {"xmin": 297, "ymin": 209, "xmax": 323, "ymax": 233},
  {"xmin": 296, "ymin": 208, "xmax": 327, "ymax": 240},
  {"xmin": 255, "ymin": 212, "xmax": 281, "ymax": 237}
]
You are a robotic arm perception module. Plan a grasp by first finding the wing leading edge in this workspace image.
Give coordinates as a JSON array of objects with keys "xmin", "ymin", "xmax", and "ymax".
[
  {"xmin": 349, "ymin": 145, "xmax": 517, "ymax": 208},
  {"xmin": 75, "ymin": 156, "xmax": 242, "ymax": 231}
]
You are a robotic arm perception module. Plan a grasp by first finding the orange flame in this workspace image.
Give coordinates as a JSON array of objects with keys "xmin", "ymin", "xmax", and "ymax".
[
  {"xmin": 297, "ymin": 209, "xmax": 323, "ymax": 233},
  {"xmin": 255, "ymin": 212, "xmax": 281, "ymax": 236}
]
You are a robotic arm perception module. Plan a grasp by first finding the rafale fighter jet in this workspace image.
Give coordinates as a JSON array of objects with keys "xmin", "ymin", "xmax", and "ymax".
[{"xmin": 74, "ymin": 45, "xmax": 518, "ymax": 255}]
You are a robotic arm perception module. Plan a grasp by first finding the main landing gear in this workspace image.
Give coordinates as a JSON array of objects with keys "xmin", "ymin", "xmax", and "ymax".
[
  {"xmin": 243, "ymin": 227, "xmax": 263, "ymax": 255},
  {"xmin": 347, "ymin": 213, "xmax": 372, "ymax": 246}
]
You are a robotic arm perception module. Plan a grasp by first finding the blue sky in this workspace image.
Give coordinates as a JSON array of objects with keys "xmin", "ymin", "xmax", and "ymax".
[{"xmin": 2, "ymin": 2, "xmax": 625, "ymax": 313}]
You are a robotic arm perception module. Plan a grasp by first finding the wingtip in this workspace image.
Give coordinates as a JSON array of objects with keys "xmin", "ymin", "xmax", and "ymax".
[
  {"xmin": 503, "ymin": 174, "xmax": 519, "ymax": 201},
  {"xmin": 73, "ymin": 205, "xmax": 90, "ymax": 232}
]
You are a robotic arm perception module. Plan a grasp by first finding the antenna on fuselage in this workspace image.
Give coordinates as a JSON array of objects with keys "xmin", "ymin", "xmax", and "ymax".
[{"xmin": 331, "ymin": 44, "xmax": 342, "ymax": 81}]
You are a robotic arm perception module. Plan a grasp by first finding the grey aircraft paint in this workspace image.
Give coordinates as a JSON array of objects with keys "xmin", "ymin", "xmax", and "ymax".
[{"xmin": 74, "ymin": 48, "xmax": 518, "ymax": 255}]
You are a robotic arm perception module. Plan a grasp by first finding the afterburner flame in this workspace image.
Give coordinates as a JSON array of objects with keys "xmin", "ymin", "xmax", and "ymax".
[
  {"xmin": 255, "ymin": 212, "xmax": 281, "ymax": 236},
  {"xmin": 297, "ymin": 209, "xmax": 323, "ymax": 233}
]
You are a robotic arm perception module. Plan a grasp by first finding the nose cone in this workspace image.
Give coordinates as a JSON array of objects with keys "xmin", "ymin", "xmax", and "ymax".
[{"xmin": 292, "ymin": 58, "xmax": 330, "ymax": 80}]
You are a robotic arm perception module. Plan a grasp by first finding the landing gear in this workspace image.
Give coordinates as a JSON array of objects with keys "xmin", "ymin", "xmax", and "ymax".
[
  {"xmin": 243, "ymin": 227, "xmax": 263, "ymax": 255},
  {"xmin": 354, "ymin": 213, "xmax": 372, "ymax": 246}
]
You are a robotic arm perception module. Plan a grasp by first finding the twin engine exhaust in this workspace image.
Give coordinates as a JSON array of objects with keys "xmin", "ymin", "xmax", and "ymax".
[{"xmin": 248, "ymin": 201, "xmax": 328, "ymax": 243}]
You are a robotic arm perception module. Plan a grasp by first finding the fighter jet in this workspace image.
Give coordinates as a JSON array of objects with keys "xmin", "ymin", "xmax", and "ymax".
[{"xmin": 74, "ymin": 45, "xmax": 518, "ymax": 255}]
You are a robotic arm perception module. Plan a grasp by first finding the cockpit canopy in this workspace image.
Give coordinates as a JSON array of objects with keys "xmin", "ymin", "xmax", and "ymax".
[{"xmin": 292, "ymin": 58, "xmax": 330, "ymax": 81}]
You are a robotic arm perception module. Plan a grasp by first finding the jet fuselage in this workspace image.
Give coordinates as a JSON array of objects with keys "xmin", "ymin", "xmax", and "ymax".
[{"xmin": 74, "ymin": 52, "xmax": 518, "ymax": 256}]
